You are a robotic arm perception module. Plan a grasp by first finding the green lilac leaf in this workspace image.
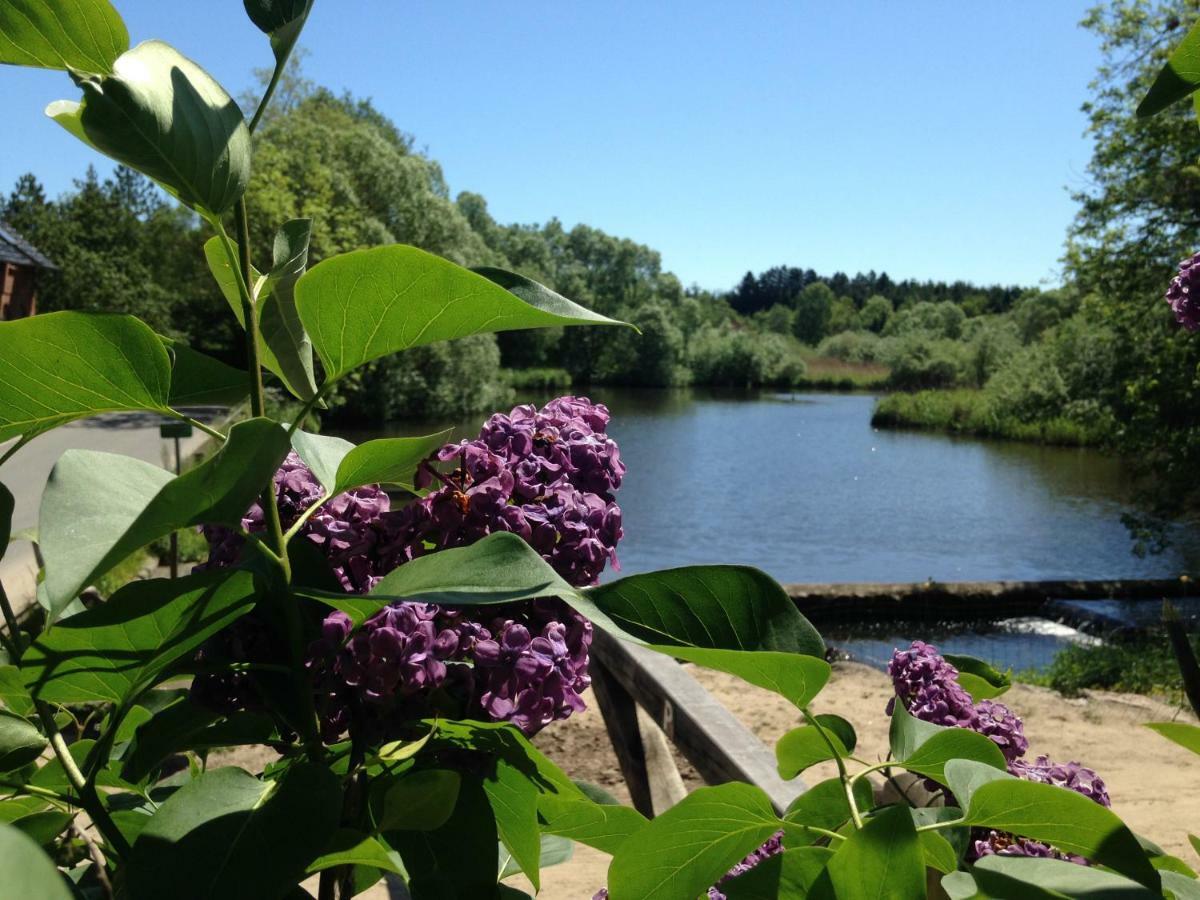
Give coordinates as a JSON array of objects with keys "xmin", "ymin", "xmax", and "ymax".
[
  {"xmin": 22, "ymin": 570, "xmax": 258, "ymax": 705},
  {"xmin": 0, "ymin": 821, "xmax": 73, "ymax": 900},
  {"xmin": 963, "ymin": 779, "xmax": 1160, "ymax": 889},
  {"xmin": 163, "ymin": 339, "xmax": 249, "ymax": 407},
  {"xmin": 971, "ymin": 855, "xmax": 1162, "ymax": 898},
  {"xmin": 10, "ymin": 810, "xmax": 72, "ymax": 847},
  {"xmin": 721, "ymin": 846, "xmax": 834, "ymax": 898},
  {"xmin": 483, "ymin": 746, "xmax": 544, "ymax": 890},
  {"xmin": 497, "ymin": 834, "xmax": 573, "ymax": 880},
  {"xmin": 650, "ymin": 646, "xmax": 830, "ymax": 709},
  {"xmin": 122, "ymin": 701, "xmax": 271, "ymax": 784},
  {"xmin": 888, "ymin": 698, "xmax": 949, "ymax": 760},
  {"xmin": 776, "ymin": 724, "xmax": 846, "ymax": 780},
  {"xmin": 897, "ymin": 726, "xmax": 1007, "ymax": 786},
  {"xmin": 0, "ymin": 797, "xmax": 49, "ymax": 822},
  {"xmin": 581, "ymin": 565, "xmax": 825, "ymax": 658},
  {"xmin": 1139, "ymin": 19, "xmax": 1200, "ymax": 117},
  {"xmin": 0, "ymin": 0, "xmax": 127, "ymax": 73},
  {"xmin": 606, "ymin": 783, "xmax": 782, "ymax": 900},
  {"xmin": 944, "ymin": 653, "xmax": 1011, "ymax": 700},
  {"xmin": 294, "ymin": 246, "xmax": 626, "ymax": 381},
  {"xmin": 47, "ymin": 41, "xmax": 251, "ymax": 218},
  {"xmin": 0, "ymin": 710, "xmax": 46, "ymax": 772},
  {"xmin": 783, "ymin": 776, "xmax": 874, "ymax": 840},
  {"xmin": 1146, "ymin": 721, "xmax": 1200, "ymax": 756},
  {"xmin": 127, "ymin": 764, "xmax": 342, "ymax": 900},
  {"xmin": 536, "ymin": 792, "xmax": 648, "ymax": 856},
  {"xmin": 0, "ymin": 312, "xmax": 172, "ymax": 443},
  {"xmin": 258, "ymin": 219, "xmax": 318, "ymax": 400},
  {"xmin": 1162, "ymin": 871, "xmax": 1200, "ymax": 900},
  {"xmin": 810, "ymin": 805, "xmax": 925, "ymax": 900},
  {"xmin": 39, "ymin": 418, "xmax": 288, "ymax": 617},
  {"xmin": 815, "ymin": 714, "xmax": 856, "ymax": 752},
  {"xmin": 369, "ymin": 769, "xmax": 461, "ymax": 832},
  {"xmin": 384, "ymin": 774, "xmax": 500, "ymax": 899},
  {"xmin": 305, "ymin": 829, "xmax": 406, "ymax": 876},
  {"xmin": 0, "ymin": 666, "xmax": 33, "ymax": 718},
  {"xmin": 919, "ymin": 830, "xmax": 960, "ymax": 874},
  {"xmin": 243, "ymin": 0, "xmax": 314, "ymax": 62},
  {"xmin": 944, "ymin": 758, "xmax": 1015, "ymax": 809},
  {"xmin": 291, "ymin": 428, "xmax": 449, "ymax": 496}
]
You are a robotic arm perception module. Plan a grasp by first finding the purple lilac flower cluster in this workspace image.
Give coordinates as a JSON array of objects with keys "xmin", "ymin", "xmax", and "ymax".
[
  {"xmin": 305, "ymin": 597, "xmax": 592, "ymax": 740},
  {"xmin": 195, "ymin": 397, "xmax": 619, "ymax": 740},
  {"xmin": 887, "ymin": 641, "xmax": 1028, "ymax": 762},
  {"xmin": 376, "ymin": 396, "xmax": 624, "ymax": 587},
  {"xmin": 888, "ymin": 641, "xmax": 1109, "ymax": 863},
  {"xmin": 199, "ymin": 451, "xmax": 390, "ymax": 593},
  {"xmin": 1167, "ymin": 252, "xmax": 1200, "ymax": 332},
  {"xmin": 593, "ymin": 832, "xmax": 783, "ymax": 900}
]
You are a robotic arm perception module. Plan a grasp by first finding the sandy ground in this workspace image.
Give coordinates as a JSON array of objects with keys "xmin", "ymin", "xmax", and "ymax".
[{"xmin": 512, "ymin": 661, "xmax": 1200, "ymax": 899}]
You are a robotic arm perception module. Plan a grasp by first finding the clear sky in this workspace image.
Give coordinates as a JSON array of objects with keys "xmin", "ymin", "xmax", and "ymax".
[{"xmin": 0, "ymin": 1, "xmax": 1101, "ymax": 292}]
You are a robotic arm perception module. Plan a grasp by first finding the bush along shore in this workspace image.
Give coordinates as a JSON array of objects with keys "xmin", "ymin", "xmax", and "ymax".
[{"xmin": 871, "ymin": 389, "xmax": 1107, "ymax": 447}]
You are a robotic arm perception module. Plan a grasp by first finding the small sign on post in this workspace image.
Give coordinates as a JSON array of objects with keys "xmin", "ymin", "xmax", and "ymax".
[{"xmin": 159, "ymin": 421, "xmax": 194, "ymax": 578}]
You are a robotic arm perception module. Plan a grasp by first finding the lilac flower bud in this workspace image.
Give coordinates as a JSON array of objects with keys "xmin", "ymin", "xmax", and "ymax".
[{"xmin": 1167, "ymin": 252, "xmax": 1200, "ymax": 332}]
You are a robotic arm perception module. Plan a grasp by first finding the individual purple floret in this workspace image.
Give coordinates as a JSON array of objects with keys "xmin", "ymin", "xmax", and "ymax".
[
  {"xmin": 887, "ymin": 641, "xmax": 978, "ymax": 729},
  {"xmin": 1167, "ymin": 252, "xmax": 1200, "ymax": 332},
  {"xmin": 378, "ymin": 396, "xmax": 624, "ymax": 587},
  {"xmin": 973, "ymin": 699, "xmax": 1029, "ymax": 764},
  {"xmin": 198, "ymin": 451, "xmax": 391, "ymax": 593},
  {"xmin": 592, "ymin": 831, "xmax": 783, "ymax": 900},
  {"xmin": 1010, "ymin": 755, "xmax": 1111, "ymax": 808}
]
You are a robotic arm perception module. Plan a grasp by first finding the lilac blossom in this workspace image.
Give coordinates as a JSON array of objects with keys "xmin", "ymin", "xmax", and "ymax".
[
  {"xmin": 1167, "ymin": 252, "xmax": 1200, "ymax": 332},
  {"xmin": 378, "ymin": 396, "xmax": 624, "ymax": 587},
  {"xmin": 973, "ymin": 699, "xmax": 1029, "ymax": 764},
  {"xmin": 887, "ymin": 641, "xmax": 978, "ymax": 729}
]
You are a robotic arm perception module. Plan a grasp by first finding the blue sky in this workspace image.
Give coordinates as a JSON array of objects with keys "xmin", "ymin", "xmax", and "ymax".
[{"xmin": 0, "ymin": 1, "xmax": 1101, "ymax": 292}]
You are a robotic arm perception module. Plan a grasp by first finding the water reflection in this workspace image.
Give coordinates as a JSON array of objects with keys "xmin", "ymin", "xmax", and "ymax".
[{"xmin": 340, "ymin": 388, "xmax": 1200, "ymax": 586}]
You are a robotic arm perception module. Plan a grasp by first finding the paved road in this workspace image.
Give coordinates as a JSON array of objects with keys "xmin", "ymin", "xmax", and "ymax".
[{"xmin": 1, "ymin": 412, "xmax": 217, "ymax": 610}]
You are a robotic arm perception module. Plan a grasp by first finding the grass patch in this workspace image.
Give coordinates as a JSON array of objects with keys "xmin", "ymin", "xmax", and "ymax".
[
  {"xmin": 503, "ymin": 368, "xmax": 573, "ymax": 390},
  {"xmin": 1021, "ymin": 632, "xmax": 1197, "ymax": 704},
  {"xmin": 796, "ymin": 350, "xmax": 890, "ymax": 390},
  {"xmin": 872, "ymin": 389, "xmax": 1103, "ymax": 446}
]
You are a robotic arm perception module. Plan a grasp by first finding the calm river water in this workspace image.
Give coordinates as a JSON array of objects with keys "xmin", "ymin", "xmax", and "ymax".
[{"xmin": 344, "ymin": 389, "xmax": 1200, "ymax": 669}]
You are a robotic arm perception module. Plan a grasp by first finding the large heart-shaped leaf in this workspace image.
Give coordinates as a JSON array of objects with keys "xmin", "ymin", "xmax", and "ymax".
[
  {"xmin": 811, "ymin": 805, "xmax": 925, "ymax": 899},
  {"xmin": 22, "ymin": 570, "xmax": 258, "ymax": 705},
  {"xmin": 0, "ymin": 821, "xmax": 73, "ymax": 900},
  {"xmin": 1139, "ymin": 19, "xmax": 1200, "ymax": 117},
  {"xmin": 291, "ymin": 428, "xmax": 449, "ymax": 496},
  {"xmin": 776, "ymin": 716, "xmax": 853, "ymax": 780},
  {"xmin": 607, "ymin": 783, "xmax": 782, "ymax": 900},
  {"xmin": 783, "ymin": 777, "xmax": 874, "ymax": 840},
  {"xmin": 39, "ymin": 418, "xmax": 288, "ymax": 617},
  {"xmin": 294, "ymin": 247, "xmax": 625, "ymax": 381},
  {"xmin": 164, "ymin": 339, "xmax": 248, "ymax": 407},
  {"xmin": 128, "ymin": 764, "xmax": 342, "ymax": 900},
  {"xmin": 0, "ymin": 312, "xmax": 171, "ymax": 443},
  {"xmin": 0, "ymin": 0, "xmax": 127, "ymax": 74},
  {"xmin": 47, "ymin": 40, "xmax": 251, "ymax": 218},
  {"xmin": 536, "ymin": 791, "xmax": 647, "ymax": 856},
  {"xmin": 122, "ymin": 700, "xmax": 272, "ymax": 784},
  {"xmin": 370, "ymin": 769, "xmax": 462, "ymax": 832},
  {"xmin": 962, "ymin": 778, "xmax": 1159, "ymax": 889},
  {"xmin": 944, "ymin": 653, "xmax": 1011, "ymax": 701},
  {"xmin": 579, "ymin": 566, "xmax": 825, "ymax": 657}
]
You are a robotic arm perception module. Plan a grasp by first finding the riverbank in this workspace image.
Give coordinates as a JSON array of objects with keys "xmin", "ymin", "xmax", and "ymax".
[{"xmin": 872, "ymin": 388, "xmax": 1105, "ymax": 446}]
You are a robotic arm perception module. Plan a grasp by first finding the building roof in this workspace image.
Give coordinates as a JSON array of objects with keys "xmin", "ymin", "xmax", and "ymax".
[{"xmin": 0, "ymin": 222, "xmax": 57, "ymax": 270}]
